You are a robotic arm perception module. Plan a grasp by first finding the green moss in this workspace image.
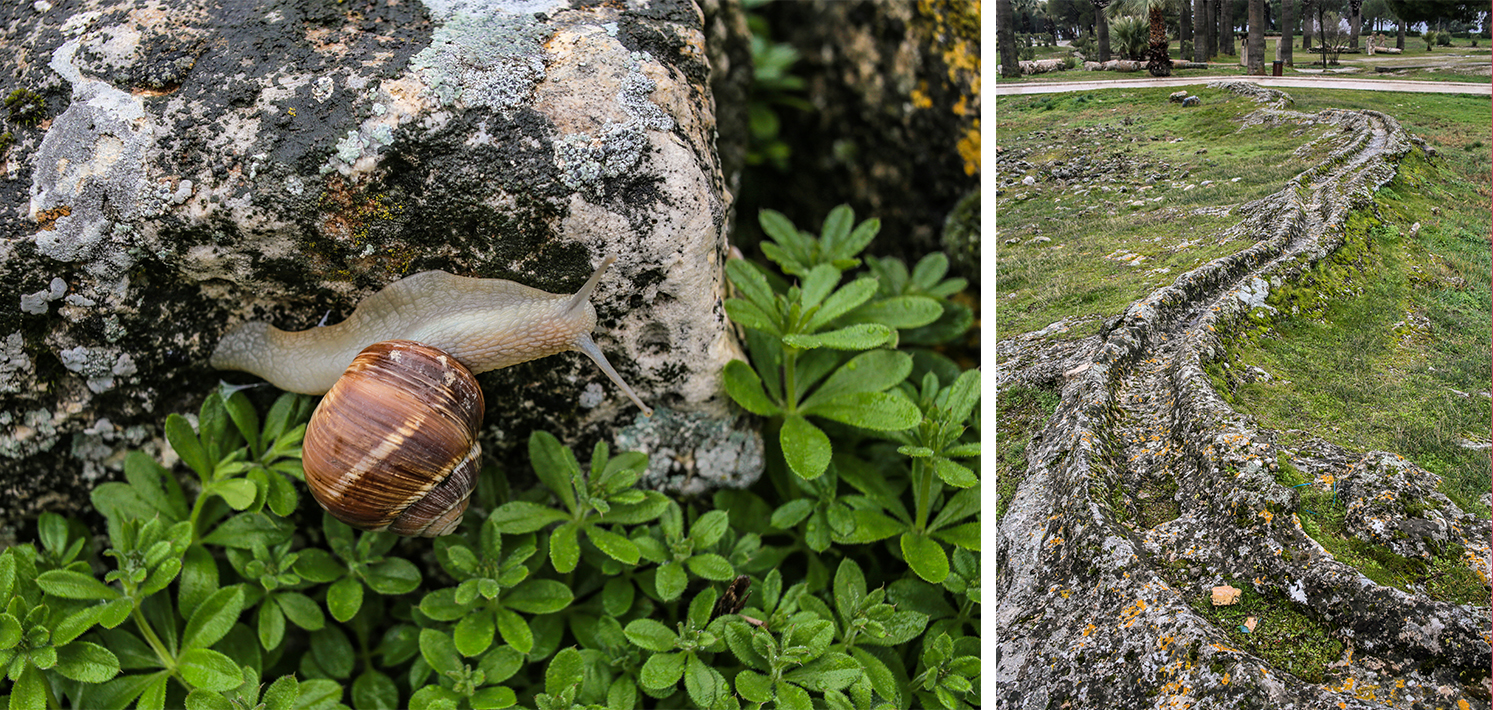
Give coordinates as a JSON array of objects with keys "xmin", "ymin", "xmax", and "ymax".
[
  {"xmin": 4, "ymin": 89, "xmax": 45, "ymax": 126},
  {"xmin": 0, "ymin": 132, "xmax": 12, "ymax": 156},
  {"xmin": 1189, "ymin": 582, "xmax": 1344, "ymax": 683}
]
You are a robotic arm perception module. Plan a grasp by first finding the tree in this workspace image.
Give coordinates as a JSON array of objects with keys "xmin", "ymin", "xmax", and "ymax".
[
  {"xmin": 1248, "ymin": 0, "xmax": 1266, "ymax": 71},
  {"xmin": 1348, "ymin": 0, "xmax": 1364, "ymax": 47},
  {"xmin": 1194, "ymin": 0, "xmax": 1211, "ymax": 58},
  {"xmin": 1148, "ymin": 1, "xmax": 1174, "ymax": 74},
  {"xmin": 999, "ymin": 0, "xmax": 1021, "ymax": 76},
  {"xmin": 1092, "ymin": 0, "xmax": 1116, "ymax": 60},
  {"xmin": 1219, "ymin": 0, "xmax": 1235, "ymax": 54},
  {"xmin": 1281, "ymin": 0, "xmax": 1296, "ymax": 64}
]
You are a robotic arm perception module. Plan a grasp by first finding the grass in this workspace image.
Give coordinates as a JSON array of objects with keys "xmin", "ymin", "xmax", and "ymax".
[
  {"xmin": 998, "ymin": 35, "xmax": 1491, "ymax": 83},
  {"xmin": 1187, "ymin": 582, "xmax": 1345, "ymax": 683},
  {"xmin": 996, "ymin": 384, "xmax": 1061, "ymax": 521}
]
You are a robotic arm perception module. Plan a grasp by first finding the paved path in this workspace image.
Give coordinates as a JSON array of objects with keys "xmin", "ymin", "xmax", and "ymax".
[{"xmin": 994, "ymin": 74, "xmax": 1490, "ymax": 95}]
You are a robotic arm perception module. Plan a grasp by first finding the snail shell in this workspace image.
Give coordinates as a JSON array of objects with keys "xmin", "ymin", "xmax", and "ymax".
[{"xmin": 303, "ymin": 340, "xmax": 483, "ymax": 537}]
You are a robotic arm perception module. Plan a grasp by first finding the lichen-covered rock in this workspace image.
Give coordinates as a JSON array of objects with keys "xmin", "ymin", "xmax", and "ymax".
[
  {"xmin": 1338, "ymin": 452, "xmax": 1485, "ymax": 564},
  {"xmin": 741, "ymin": 0, "xmax": 978, "ymax": 267},
  {"xmin": 0, "ymin": 0, "xmax": 759, "ymax": 542},
  {"xmin": 998, "ymin": 98, "xmax": 1490, "ymax": 707}
]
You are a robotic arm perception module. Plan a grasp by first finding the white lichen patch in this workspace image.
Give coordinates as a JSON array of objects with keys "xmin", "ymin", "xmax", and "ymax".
[
  {"xmin": 411, "ymin": 3, "xmax": 553, "ymax": 111},
  {"xmin": 20, "ymin": 278, "xmax": 67, "ymax": 315},
  {"xmin": 0, "ymin": 334, "xmax": 33, "ymax": 394}
]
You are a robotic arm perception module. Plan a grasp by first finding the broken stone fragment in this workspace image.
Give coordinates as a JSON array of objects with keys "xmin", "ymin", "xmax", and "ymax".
[{"xmin": 1211, "ymin": 584, "xmax": 1241, "ymax": 605}]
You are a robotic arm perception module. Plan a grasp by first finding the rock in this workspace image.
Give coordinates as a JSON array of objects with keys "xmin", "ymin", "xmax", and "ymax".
[
  {"xmin": 1337, "ymin": 452, "xmax": 1486, "ymax": 562},
  {"xmin": 1181, "ymin": 95, "xmax": 1201, "ymax": 107},
  {"xmin": 1022, "ymin": 175, "xmax": 1036, "ymax": 186},
  {"xmin": 1410, "ymin": 221, "xmax": 1422, "ymax": 237},
  {"xmin": 1019, "ymin": 59, "xmax": 1066, "ymax": 75},
  {"xmin": 1169, "ymin": 90, "xmax": 1189, "ymax": 103},
  {"xmin": 1211, "ymin": 585, "xmax": 1242, "ymax": 605},
  {"xmin": 1032, "ymin": 236, "xmax": 1051, "ymax": 244},
  {"xmin": 0, "ymin": 0, "xmax": 760, "ymax": 539}
]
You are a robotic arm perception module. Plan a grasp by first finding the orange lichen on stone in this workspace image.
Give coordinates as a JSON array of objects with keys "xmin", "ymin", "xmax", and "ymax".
[{"xmin": 35, "ymin": 206, "xmax": 71, "ymax": 231}]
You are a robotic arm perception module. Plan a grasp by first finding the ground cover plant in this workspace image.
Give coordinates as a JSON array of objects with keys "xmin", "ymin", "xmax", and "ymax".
[{"xmin": 0, "ymin": 207, "xmax": 979, "ymax": 710}]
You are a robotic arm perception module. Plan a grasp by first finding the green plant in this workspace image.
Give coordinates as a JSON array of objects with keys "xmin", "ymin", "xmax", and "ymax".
[
  {"xmin": 4, "ymin": 205, "xmax": 979, "ymax": 710},
  {"xmin": 4, "ymin": 89, "xmax": 44, "ymax": 126},
  {"xmin": 1108, "ymin": 15, "xmax": 1148, "ymax": 60},
  {"xmin": 742, "ymin": 0, "xmax": 810, "ymax": 172}
]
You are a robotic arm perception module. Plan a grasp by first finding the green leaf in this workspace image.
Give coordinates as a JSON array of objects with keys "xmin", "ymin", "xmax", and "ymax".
[
  {"xmin": 36, "ymin": 570, "xmax": 121, "ymax": 600},
  {"xmin": 818, "ymin": 205, "xmax": 854, "ymax": 255},
  {"xmin": 178, "ymin": 648, "xmax": 244, "ymax": 691},
  {"xmin": 123, "ymin": 452, "xmax": 188, "ymax": 521},
  {"xmin": 725, "ymin": 258, "xmax": 779, "ymax": 314},
  {"xmin": 223, "ymin": 391, "xmax": 262, "ymax": 456},
  {"xmin": 409, "ymin": 685, "xmax": 461, "ymax": 710},
  {"xmin": 166, "ymin": 414, "xmax": 211, "ymax": 479},
  {"xmin": 0, "ymin": 614, "xmax": 21, "ymax": 649},
  {"xmin": 494, "ymin": 607, "xmax": 533, "ymax": 654},
  {"xmin": 929, "ymin": 485, "xmax": 980, "ymax": 532},
  {"xmin": 933, "ymin": 458, "xmax": 978, "ymax": 488},
  {"xmin": 685, "ymin": 554, "xmax": 735, "ymax": 581},
  {"xmin": 833, "ymin": 558, "xmax": 866, "ymax": 629},
  {"xmin": 931, "ymin": 522, "xmax": 980, "ymax": 551},
  {"xmin": 624, "ymin": 619, "xmax": 677, "ymax": 652},
  {"xmin": 295, "ymin": 678, "xmax": 345, "ymax": 710},
  {"xmin": 735, "ymin": 669, "xmax": 772, "ymax": 703},
  {"xmin": 262, "ymin": 675, "xmax": 300, "ymax": 710},
  {"xmin": 803, "ymin": 391, "xmax": 922, "ymax": 431},
  {"xmin": 418, "ymin": 628, "xmax": 462, "ymax": 675},
  {"xmin": 275, "ymin": 592, "xmax": 324, "ymax": 631},
  {"xmin": 780, "ymin": 415, "xmax": 832, "ymax": 479},
  {"xmin": 805, "ymin": 278, "xmax": 880, "ymax": 331},
  {"xmin": 771, "ymin": 499, "xmax": 814, "ymax": 529},
  {"xmin": 179, "ymin": 545, "xmax": 220, "ymax": 620},
  {"xmin": 785, "ymin": 323, "xmax": 893, "ymax": 351},
  {"xmin": 776, "ymin": 680, "xmax": 813, "ymax": 710},
  {"xmin": 723, "ymin": 299, "xmax": 780, "ymax": 335},
  {"xmin": 602, "ymin": 578, "xmax": 635, "ymax": 617},
  {"xmin": 352, "ymin": 670, "xmax": 398, "ymax": 710},
  {"xmin": 800, "ymin": 263, "xmax": 841, "ymax": 311},
  {"xmin": 326, "ymin": 577, "xmax": 363, "ymax": 623},
  {"xmin": 688, "ymin": 510, "xmax": 730, "ymax": 548},
  {"xmin": 639, "ymin": 651, "xmax": 685, "ymax": 690},
  {"xmin": 838, "ymin": 217, "xmax": 880, "ymax": 261},
  {"xmin": 52, "ymin": 641, "xmax": 120, "ymax": 683},
  {"xmin": 587, "ymin": 526, "xmax": 640, "ymax": 565},
  {"xmin": 469, "ymin": 686, "xmax": 516, "ymax": 710},
  {"xmin": 944, "ymin": 442, "xmax": 980, "ymax": 458},
  {"xmin": 183, "ymin": 585, "xmax": 245, "ymax": 651},
  {"xmin": 504, "ymin": 579, "xmax": 573, "ymax": 614},
  {"xmin": 364, "ymin": 557, "xmax": 421, "ymax": 595},
  {"xmin": 419, "ymin": 588, "xmax": 470, "ymax": 622},
  {"xmin": 607, "ymin": 675, "xmax": 638, "ymax": 710},
  {"xmin": 900, "ymin": 533, "xmax": 950, "ymax": 584},
  {"xmin": 850, "ymin": 647, "xmax": 902, "ymax": 707},
  {"xmin": 943, "ymin": 369, "xmax": 981, "ymax": 424},
  {"xmin": 840, "ymin": 295, "xmax": 944, "ymax": 330},
  {"xmin": 258, "ymin": 599, "xmax": 285, "ymax": 649},
  {"xmin": 263, "ymin": 472, "xmax": 299, "ymax": 517},
  {"xmin": 785, "ymin": 652, "xmax": 863, "ymax": 691},
  {"xmin": 545, "ymin": 647, "xmax": 585, "ymax": 697},
  {"xmin": 550, "ymin": 522, "xmax": 581, "ymax": 574},
  {"xmin": 186, "ymin": 689, "xmax": 234, "ymax": 710},
  {"xmin": 202, "ymin": 513, "xmax": 292, "ymax": 549},
  {"xmin": 529, "ymin": 431, "xmax": 580, "ymax": 514},
  {"xmin": 801, "ymin": 350, "xmax": 912, "ymax": 409},
  {"xmin": 454, "ymin": 608, "xmax": 495, "ymax": 657},
  {"xmin": 723, "ymin": 360, "xmax": 782, "ymax": 416},
  {"xmin": 833, "ymin": 509, "xmax": 903, "ymax": 544},
  {"xmin": 310, "ymin": 626, "xmax": 355, "ymax": 679},
  {"xmin": 11, "ymin": 663, "xmax": 48, "ymax": 710},
  {"xmin": 687, "ymin": 588, "xmax": 718, "ymax": 630},
  {"xmin": 683, "ymin": 653, "xmax": 728, "ymax": 709},
  {"xmin": 489, "ymin": 501, "xmax": 570, "ymax": 534},
  {"xmin": 656, "ymin": 561, "xmax": 688, "ymax": 602}
]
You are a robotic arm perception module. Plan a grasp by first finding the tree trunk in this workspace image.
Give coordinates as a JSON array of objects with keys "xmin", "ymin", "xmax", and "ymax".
[
  {"xmin": 1203, "ymin": 0, "xmax": 1216, "ymax": 57},
  {"xmin": 1303, "ymin": 7, "xmax": 1312, "ymax": 49},
  {"xmin": 1181, "ymin": 0, "xmax": 1193, "ymax": 47},
  {"xmin": 1247, "ymin": 0, "xmax": 1264, "ymax": 72},
  {"xmin": 1349, "ymin": 0, "xmax": 1362, "ymax": 48},
  {"xmin": 1220, "ymin": 0, "xmax": 1235, "ymax": 54},
  {"xmin": 1194, "ymin": 0, "xmax": 1209, "ymax": 60},
  {"xmin": 999, "ymin": 0, "xmax": 1021, "ymax": 76},
  {"xmin": 1095, "ymin": 0, "xmax": 1112, "ymax": 61},
  {"xmin": 1148, "ymin": 3, "xmax": 1173, "ymax": 75},
  {"xmin": 1396, "ymin": 18, "xmax": 1405, "ymax": 49},
  {"xmin": 1318, "ymin": 3, "xmax": 1329, "ymax": 66},
  {"xmin": 1281, "ymin": 0, "xmax": 1295, "ymax": 65}
]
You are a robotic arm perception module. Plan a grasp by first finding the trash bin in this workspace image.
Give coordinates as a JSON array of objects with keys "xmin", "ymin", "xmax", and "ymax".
[{"xmin": 1272, "ymin": 60, "xmax": 1284, "ymax": 76}]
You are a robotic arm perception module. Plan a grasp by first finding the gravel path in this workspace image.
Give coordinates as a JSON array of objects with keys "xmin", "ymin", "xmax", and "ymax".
[{"xmin": 995, "ymin": 75, "xmax": 1490, "ymax": 95}]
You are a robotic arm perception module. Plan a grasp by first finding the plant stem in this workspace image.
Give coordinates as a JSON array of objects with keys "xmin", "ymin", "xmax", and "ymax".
[
  {"xmin": 131, "ymin": 605, "xmax": 176, "ymax": 672},
  {"xmin": 782, "ymin": 349, "xmax": 800, "ymax": 413}
]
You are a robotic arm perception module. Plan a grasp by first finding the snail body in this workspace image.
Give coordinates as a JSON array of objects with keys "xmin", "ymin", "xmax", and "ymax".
[
  {"xmin": 304, "ymin": 340, "xmax": 482, "ymax": 537},
  {"xmin": 210, "ymin": 256, "xmax": 651, "ymax": 414},
  {"xmin": 212, "ymin": 255, "xmax": 652, "ymax": 537}
]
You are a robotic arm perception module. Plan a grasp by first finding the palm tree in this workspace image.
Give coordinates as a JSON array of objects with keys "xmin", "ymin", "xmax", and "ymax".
[
  {"xmin": 1147, "ymin": 2, "xmax": 1173, "ymax": 75},
  {"xmin": 1348, "ymin": 0, "xmax": 1364, "ymax": 48},
  {"xmin": 1247, "ymin": 0, "xmax": 1264, "ymax": 72},
  {"xmin": 1091, "ymin": 0, "xmax": 1116, "ymax": 61},
  {"xmin": 1281, "ymin": 0, "xmax": 1295, "ymax": 65},
  {"xmin": 999, "ymin": 0, "xmax": 1021, "ymax": 76},
  {"xmin": 1193, "ymin": 0, "xmax": 1209, "ymax": 60}
]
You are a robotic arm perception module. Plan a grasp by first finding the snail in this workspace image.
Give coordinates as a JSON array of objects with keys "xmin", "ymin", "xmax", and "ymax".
[{"xmin": 211, "ymin": 256, "xmax": 652, "ymax": 536}]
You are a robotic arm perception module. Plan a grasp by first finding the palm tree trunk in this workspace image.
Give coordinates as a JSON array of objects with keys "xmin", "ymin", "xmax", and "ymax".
[
  {"xmin": 1247, "ymin": 0, "xmax": 1264, "ymax": 72},
  {"xmin": 1181, "ymin": 0, "xmax": 1192, "ymax": 48},
  {"xmin": 1148, "ymin": 3, "xmax": 1173, "ymax": 76},
  {"xmin": 1396, "ymin": 17, "xmax": 1405, "ymax": 49},
  {"xmin": 1219, "ymin": 0, "xmax": 1235, "ymax": 55},
  {"xmin": 1094, "ymin": 0, "xmax": 1113, "ymax": 61},
  {"xmin": 1194, "ymin": 0, "xmax": 1208, "ymax": 60},
  {"xmin": 1281, "ymin": 0, "xmax": 1295, "ymax": 66},
  {"xmin": 999, "ymin": 0, "xmax": 1021, "ymax": 76}
]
